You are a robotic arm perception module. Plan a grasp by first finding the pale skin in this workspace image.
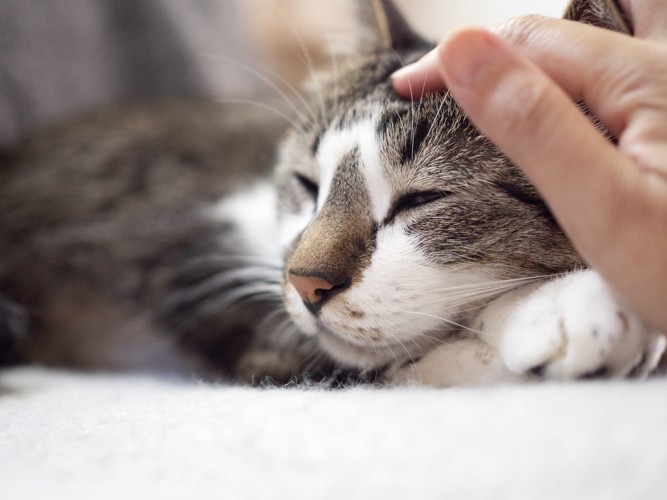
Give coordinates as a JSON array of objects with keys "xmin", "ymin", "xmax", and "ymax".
[{"xmin": 391, "ymin": 0, "xmax": 667, "ymax": 332}]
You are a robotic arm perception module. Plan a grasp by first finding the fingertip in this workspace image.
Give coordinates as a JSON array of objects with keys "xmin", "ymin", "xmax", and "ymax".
[
  {"xmin": 391, "ymin": 29, "xmax": 503, "ymax": 99},
  {"xmin": 390, "ymin": 48, "xmax": 448, "ymax": 99},
  {"xmin": 390, "ymin": 64, "xmax": 418, "ymax": 97},
  {"xmin": 438, "ymin": 27, "xmax": 508, "ymax": 90}
]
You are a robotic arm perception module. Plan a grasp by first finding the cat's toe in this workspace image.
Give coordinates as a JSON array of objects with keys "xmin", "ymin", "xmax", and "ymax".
[
  {"xmin": 624, "ymin": 334, "xmax": 666, "ymax": 379},
  {"xmin": 538, "ymin": 310, "xmax": 666, "ymax": 380},
  {"xmin": 542, "ymin": 333, "xmax": 665, "ymax": 381}
]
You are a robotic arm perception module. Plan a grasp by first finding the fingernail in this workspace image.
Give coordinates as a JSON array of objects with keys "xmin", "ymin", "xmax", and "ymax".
[
  {"xmin": 441, "ymin": 29, "xmax": 502, "ymax": 87},
  {"xmin": 390, "ymin": 48, "xmax": 437, "ymax": 81},
  {"xmin": 390, "ymin": 63, "xmax": 416, "ymax": 82}
]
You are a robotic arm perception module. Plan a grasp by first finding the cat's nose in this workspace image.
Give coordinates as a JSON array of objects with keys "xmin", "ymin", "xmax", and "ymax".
[{"xmin": 288, "ymin": 272, "xmax": 346, "ymax": 313}]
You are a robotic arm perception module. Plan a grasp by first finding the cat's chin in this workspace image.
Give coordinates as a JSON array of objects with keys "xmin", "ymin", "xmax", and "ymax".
[
  {"xmin": 287, "ymin": 308, "xmax": 405, "ymax": 368},
  {"xmin": 285, "ymin": 289, "xmax": 447, "ymax": 369},
  {"xmin": 316, "ymin": 326, "xmax": 424, "ymax": 370}
]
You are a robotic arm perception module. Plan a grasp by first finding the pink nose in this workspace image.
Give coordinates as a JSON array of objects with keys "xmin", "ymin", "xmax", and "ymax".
[{"xmin": 288, "ymin": 273, "xmax": 335, "ymax": 305}]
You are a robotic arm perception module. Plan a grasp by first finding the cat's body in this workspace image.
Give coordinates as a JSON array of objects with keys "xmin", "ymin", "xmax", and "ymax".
[
  {"xmin": 1, "ymin": 0, "xmax": 664, "ymax": 385},
  {"xmin": 0, "ymin": 100, "xmax": 318, "ymax": 381}
]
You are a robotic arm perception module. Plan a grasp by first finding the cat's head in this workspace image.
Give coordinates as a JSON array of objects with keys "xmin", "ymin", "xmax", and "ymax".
[{"xmin": 274, "ymin": 0, "xmax": 622, "ymax": 369}]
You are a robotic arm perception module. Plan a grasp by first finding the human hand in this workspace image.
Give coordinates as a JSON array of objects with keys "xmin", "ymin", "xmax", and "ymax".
[{"xmin": 391, "ymin": 3, "xmax": 667, "ymax": 332}]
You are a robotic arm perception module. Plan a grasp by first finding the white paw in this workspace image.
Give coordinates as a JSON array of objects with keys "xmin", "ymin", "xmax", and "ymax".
[
  {"xmin": 386, "ymin": 337, "xmax": 523, "ymax": 388},
  {"xmin": 490, "ymin": 271, "xmax": 666, "ymax": 380}
]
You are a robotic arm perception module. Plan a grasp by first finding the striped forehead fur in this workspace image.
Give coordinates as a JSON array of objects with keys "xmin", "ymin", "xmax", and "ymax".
[{"xmin": 316, "ymin": 110, "xmax": 392, "ymax": 222}]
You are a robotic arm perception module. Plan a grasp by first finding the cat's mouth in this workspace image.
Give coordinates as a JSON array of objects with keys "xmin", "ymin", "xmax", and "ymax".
[{"xmin": 284, "ymin": 281, "xmax": 454, "ymax": 369}]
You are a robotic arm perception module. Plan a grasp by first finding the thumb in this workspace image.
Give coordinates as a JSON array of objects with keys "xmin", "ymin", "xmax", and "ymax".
[{"xmin": 391, "ymin": 48, "xmax": 447, "ymax": 98}]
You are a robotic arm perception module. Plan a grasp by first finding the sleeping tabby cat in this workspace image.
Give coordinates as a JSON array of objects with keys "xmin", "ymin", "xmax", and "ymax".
[{"xmin": 0, "ymin": 0, "xmax": 664, "ymax": 386}]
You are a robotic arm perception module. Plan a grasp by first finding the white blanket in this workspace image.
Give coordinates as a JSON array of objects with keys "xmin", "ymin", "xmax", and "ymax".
[{"xmin": 2, "ymin": 368, "xmax": 665, "ymax": 500}]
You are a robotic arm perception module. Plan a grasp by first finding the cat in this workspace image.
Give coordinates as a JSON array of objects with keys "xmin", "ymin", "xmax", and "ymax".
[
  {"xmin": 0, "ymin": 0, "xmax": 664, "ymax": 387},
  {"xmin": 275, "ymin": 0, "xmax": 665, "ymax": 385}
]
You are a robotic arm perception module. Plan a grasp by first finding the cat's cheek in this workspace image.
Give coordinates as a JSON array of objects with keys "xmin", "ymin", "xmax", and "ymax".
[
  {"xmin": 283, "ymin": 285, "xmax": 319, "ymax": 336},
  {"xmin": 209, "ymin": 182, "xmax": 281, "ymax": 260},
  {"xmin": 316, "ymin": 333, "xmax": 388, "ymax": 369},
  {"xmin": 278, "ymin": 210, "xmax": 314, "ymax": 254}
]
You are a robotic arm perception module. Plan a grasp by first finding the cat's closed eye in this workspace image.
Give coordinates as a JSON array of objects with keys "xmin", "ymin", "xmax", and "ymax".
[
  {"xmin": 294, "ymin": 173, "xmax": 318, "ymax": 200},
  {"xmin": 386, "ymin": 191, "xmax": 451, "ymax": 224}
]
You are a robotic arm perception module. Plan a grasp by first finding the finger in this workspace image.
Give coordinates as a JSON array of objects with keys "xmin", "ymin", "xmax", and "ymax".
[
  {"xmin": 491, "ymin": 15, "xmax": 667, "ymax": 189},
  {"xmin": 492, "ymin": 15, "xmax": 665, "ymax": 137},
  {"xmin": 391, "ymin": 48, "xmax": 447, "ymax": 99},
  {"xmin": 439, "ymin": 28, "xmax": 667, "ymax": 330},
  {"xmin": 396, "ymin": 15, "xmax": 666, "ymax": 137}
]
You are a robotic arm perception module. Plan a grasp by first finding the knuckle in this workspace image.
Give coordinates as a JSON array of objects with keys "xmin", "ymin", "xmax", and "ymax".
[
  {"xmin": 491, "ymin": 73, "xmax": 558, "ymax": 137},
  {"xmin": 493, "ymin": 14, "xmax": 551, "ymax": 49}
]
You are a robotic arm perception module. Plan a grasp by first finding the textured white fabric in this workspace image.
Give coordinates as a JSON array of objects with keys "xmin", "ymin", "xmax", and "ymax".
[{"xmin": 2, "ymin": 368, "xmax": 666, "ymax": 500}]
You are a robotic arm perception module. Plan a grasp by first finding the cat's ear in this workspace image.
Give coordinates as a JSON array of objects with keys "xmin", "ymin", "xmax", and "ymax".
[
  {"xmin": 354, "ymin": 0, "xmax": 430, "ymax": 52},
  {"xmin": 564, "ymin": 0, "xmax": 632, "ymax": 34}
]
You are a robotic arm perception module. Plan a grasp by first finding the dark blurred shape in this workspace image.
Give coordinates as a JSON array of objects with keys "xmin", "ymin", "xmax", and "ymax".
[{"xmin": 0, "ymin": 0, "xmax": 265, "ymax": 145}]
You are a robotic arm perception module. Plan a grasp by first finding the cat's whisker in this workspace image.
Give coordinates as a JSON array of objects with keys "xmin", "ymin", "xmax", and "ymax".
[
  {"xmin": 425, "ymin": 91, "xmax": 449, "ymax": 145},
  {"xmin": 413, "ymin": 332, "xmax": 461, "ymax": 352},
  {"xmin": 421, "ymin": 287, "xmax": 517, "ymax": 306},
  {"xmin": 483, "ymin": 270, "xmax": 557, "ymax": 281},
  {"xmin": 391, "ymin": 49, "xmax": 407, "ymax": 71},
  {"xmin": 318, "ymin": 3, "xmax": 340, "ymax": 125},
  {"xmin": 424, "ymin": 275, "xmax": 547, "ymax": 296},
  {"xmin": 415, "ymin": 287, "xmax": 521, "ymax": 317},
  {"xmin": 401, "ymin": 310, "xmax": 485, "ymax": 337},
  {"xmin": 159, "ymin": 264, "xmax": 283, "ymax": 331},
  {"xmin": 423, "ymin": 284, "xmax": 515, "ymax": 300},
  {"xmin": 390, "ymin": 49, "xmax": 419, "ymax": 160},
  {"xmin": 303, "ymin": 349, "xmax": 328, "ymax": 374},
  {"xmin": 383, "ymin": 277, "xmax": 546, "ymax": 335},
  {"xmin": 364, "ymin": 284, "xmax": 499, "ymax": 329},
  {"xmin": 415, "ymin": 301, "xmax": 490, "ymax": 319},
  {"xmin": 199, "ymin": 52, "xmax": 316, "ymax": 125},
  {"xmin": 269, "ymin": 4, "xmax": 330, "ymax": 129},
  {"xmin": 407, "ymin": 75, "xmax": 417, "ymax": 160},
  {"xmin": 436, "ymin": 302, "xmax": 493, "ymax": 321},
  {"xmin": 216, "ymin": 284, "xmax": 283, "ymax": 306},
  {"xmin": 318, "ymin": 8, "xmax": 342, "ymax": 122},
  {"xmin": 409, "ymin": 76, "xmax": 429, "ymax": 160},
  {"xmin": 383, "ymin": 331, "xmax": 415, "ymax": 367},
  {"xmin": 268, "ymin": 96, "xmax": 305, "ymax": 124},
  {"xmin": 274, "ymin": 317, "xmax": 303, "ymax": 348},
  {"xmin": 213, "ymin": 98, "xmax": 302, "ymax": 132},
  {"xmin": 164, "ymin": 267, "xmax": 281, "ymax": 304},
  {"xmin": 261, "ymin": 308, "xmax": 288, "ymax": 331},
  {"xmin": 184, "ymin": 254, "xmax": 283, "ymax": 269},
  {"xmin": 168, "ymin": 285, "xmax": 282, "ymax": 332}
]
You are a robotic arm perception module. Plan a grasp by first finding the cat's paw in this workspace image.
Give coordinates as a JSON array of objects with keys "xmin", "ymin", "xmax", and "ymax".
[
  {"xmin": 386, "ymin": 336, "xmax": 523, "ymax": 388},
  {"xmin": 492, "ymin": 271, "xmax": 666, "ymax": 380}
]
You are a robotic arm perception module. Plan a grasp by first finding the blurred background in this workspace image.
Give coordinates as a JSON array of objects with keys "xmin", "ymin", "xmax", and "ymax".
[{"xmin": 0, "ymin": 0, "xmax": 567, "ymax": 146}]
